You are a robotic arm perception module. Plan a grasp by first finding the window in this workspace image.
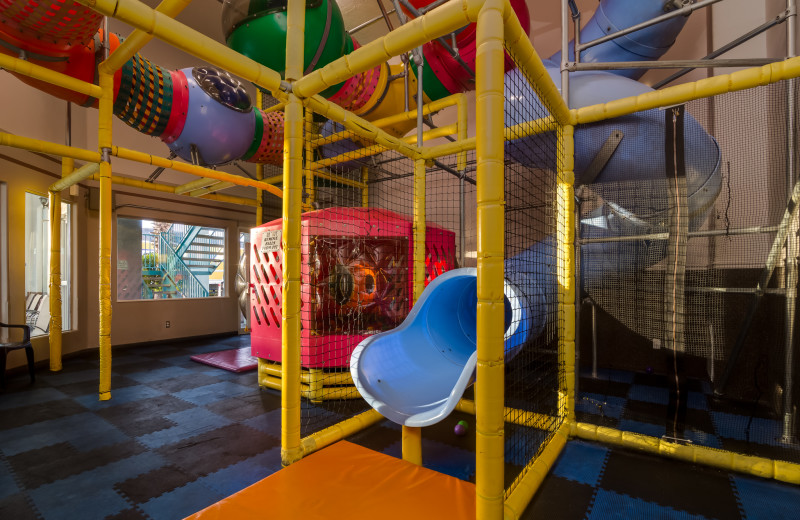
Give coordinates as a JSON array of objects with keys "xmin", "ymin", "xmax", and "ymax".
[
  {"xmin": 24, "ymin": 192, "xmax": 72, "ymax": 337},
  {"xmin": 117, "ymin": 218, "xmax": 226, "ymax": 300}
]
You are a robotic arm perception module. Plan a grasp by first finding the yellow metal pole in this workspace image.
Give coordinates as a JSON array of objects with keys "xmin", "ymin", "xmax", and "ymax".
[
  {"xmin": 74, "ymin": 0, "xmax": 286, "ymax": 96},
  {"xmin": 475, "ymin": 0, "xmax": 506, "ymax": 517},
  {"xmin": 557, "ymin": 125, "xmax": 576, "ymax": 422},
  {"xmin": 111, "ymin": 146, "xmax": 283, "ymax": 198},
  {"xmin": 281, "ymin": 0, "xmax": 305, "ymax": 468},
  {"xmin": 0, "ymin": 132, "xmax": 100, "ymax": 163},
  {"xmin": 256, "ymin": 89, "xmax": 265, "ymax": 226},
  {"xmin": 98, "ymin": 69, "xmax": 114, "ymax": 401},
  {"xmin": 0, "ymin": 53, "xmax": 103, "ymax": 100},
  {"xmin": 101, "ymin": 0, "xmax": 193, "ymax": 74},
  {"xmin": 50, "ymin": 163, "xmax": 101, "ymax": 192},
  {"xmin": 48, "ymin": 155, "xmax": 69, "ymax": 371},
  {"xmin": 572, "ymin": 422, "xmax": 800, "ymax": 485},
  {"xmin": 456, "ymin": 93, "xmax": 468, "ymax": 171},
  {"xmin": 361, "ymin": 166, "xmax": 369, "ymax": 207},
  {"xmin": 292, "ymin": 0, "xmax": 481, "ymax": 98},
  {"xmin": 188, "ymin": 181, "xmax": 236, "ymax": 197},
  {"xmin": 305, "ymin": 108, "xmax": 316, "ymax": 206}
]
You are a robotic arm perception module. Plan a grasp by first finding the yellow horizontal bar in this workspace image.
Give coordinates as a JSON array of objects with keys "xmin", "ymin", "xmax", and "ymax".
[
  {"xmin": 0, "ymin": 131, "xmax": 101, "ymax": 163},
  {"xmin": 504, "ymin": 421, "xmax": 570, "ymax": 519},
  {"xmin": 576, "ymin": 56, "xmax": 800, "ymax": 124},
  {"xmin": 455, "ymin": 399, "xmax": 559, "ymax": 430},
  {"xmin": 111, "ymin": 146, "xmax": 283, "ymax": 198},
  {"xmin": 311, "ymin": 94, "xmax": 466, "ymax": 147},
  {"xmin": 188, "ymin": 181, "xmax": 236, "ymax": 197},
  {"xmin": 50, "ymin": 162, "xmax": 100, "ymax": 192},
  {"xmin": 258, "ymin": 373, "xmax": 361, "ymax": 400},
  {"xmin": 312, "ymin": 123, "xmax": 457, "ymax": 169},
  {"xmin": 572, "ymin": 422, "xmax": 800, "ymax": 485},
  {"xmin": 93, "ymin": 173, "xmax": 176, "ymax": 194},
  {"xmin": 311, "ymin": 170, "xmax": 367, "ymax": 189},
  {"xmin": 293, "ymin": 0, "xmax": 481, "ymax": 98},
  {"xmin": 76, "ymin": 0, "xmax": 285, "ymax": 95},
  {"xmin": 422, "ymin": 115, "xmax": 559, "ymax": 160},
  {"xmin": 305, "ymin": 95, "xmax": 422, "ymax": 160},
  {"xmin": 174, "ymin": 177, "xmax": 218, "ymax": 195},
  {"xmin": 100, "ymin": 0, "xmax": 193, "ymax": 74},
  {"xmin": 259, "ymin": 360, "xmax": 354, "ymax": 385},
  {"xmin": 199, "ymin": 192, "xmax": 257, "ymax": 207},
  {"xmin": 300, "ymin": 409, "xmax": 385, "ymax": 456},
  {"xmin": 0, "ymin": 53, "xmax": 104, "ymax": 100},
  {"xmin": 263, "ymin": 101, "xmax": 287, "ymax": 114}
]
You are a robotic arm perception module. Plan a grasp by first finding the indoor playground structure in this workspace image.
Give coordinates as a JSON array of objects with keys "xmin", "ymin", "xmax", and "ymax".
[{"xmin": 3, "ymin": 0, "xmax": 800, "ymax": 518}]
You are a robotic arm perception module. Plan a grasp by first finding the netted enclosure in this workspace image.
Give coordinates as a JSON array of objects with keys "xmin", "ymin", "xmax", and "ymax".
[
  {"xmin": 500, "ymin": 56, "xmax": 566, "ymax": 494},
  {"xmin": 577, "ymin": 80, "xmax": 800, "ymax": 464}
]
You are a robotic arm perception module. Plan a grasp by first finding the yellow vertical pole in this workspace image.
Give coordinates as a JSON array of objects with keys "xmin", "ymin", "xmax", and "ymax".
[
  {"xmin": 456, "ymin": 94, "xmax": 468, "ymax": 171},
  {"xmin": 361, "ymin": 166, "xmax": 369, "ymax": 207},
  {"xmin": 305, "ymin": 108, "xmax": 316, "ymax": 207},
  {"xmin": 281, "ymin": 0, "xmax": 305, "ymax": 467},
  {"xmin": 256, "ymin": 89, "xmax": 264, "ymax": 226},
  {"xmin": 475, "ymin": 0, "xmax": 506, "ymax": 518},
  {"xmin": 557, "ymin": 125, "xmax": 576, "ymax": 421},
  {"xmin": 48, "ymin": 166, "xmax": 66, "ymax": 371},
  {"xmin": 97, "ymin": 69, "xmax": 113, "ymax": 401}
]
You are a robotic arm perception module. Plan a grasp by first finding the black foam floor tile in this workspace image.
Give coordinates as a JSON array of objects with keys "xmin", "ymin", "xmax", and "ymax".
[
  {"xmin": 143, "ymin": 373, "xmax": 222, "ymax": 393},
  {"xmin": 0, "ymin": 399, "xmax": 87, "ymax": 431},
  {"xmin": 205, "ymin": 391, "xmax": 281, "ymax": 423},
  {"xmin": 599, "ymin": 447, "xmax": 742, "ymax": 519},
  {"xmin": 579, "ymin": 377, "xmax": 632, "ymax": 398},
  {"xmin": 115, "ymin": 465, "xmax": 194, "ymax": 505},
  {"xmin": 521, "ymin": 475, "xmax": 595, "ymax": 520},
  {"xmin": 0, "ymin": 492, "xmax": 40, "ymax": 520},
  {"xmin": 52, "ymin": 374, "xmax": 140, "ymax": 398},
  {"xmin": 7, "ymin": 440, "xmax": 145, "ymax": 489},
  {"xmin": 158, "ymin": 423, "xmax": 278, "ymax": 479},
  {"xmin": 346, "ymin": 421, "xmax": 400, "ymax": 454},
  {"xmin": 104, "ymin": 507, "xmax": 150, "ymax": 520}
]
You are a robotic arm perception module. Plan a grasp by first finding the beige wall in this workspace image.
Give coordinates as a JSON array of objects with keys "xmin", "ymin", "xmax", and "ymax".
[{"xmin": 1, "ymin": 143, "xmax": 257, "ymax": 370}]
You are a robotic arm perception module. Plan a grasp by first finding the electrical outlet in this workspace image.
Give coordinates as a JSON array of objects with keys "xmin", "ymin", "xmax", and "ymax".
[
  {"xmin": 165, "ymin": 321, "xmax": 170, "ymax": 328},
  {"xmin": 652, "ymin": 338, "xmax": 661, "ymax": 350}
]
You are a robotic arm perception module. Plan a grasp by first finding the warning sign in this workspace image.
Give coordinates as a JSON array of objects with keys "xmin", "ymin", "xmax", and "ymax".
[{"xmin": 260, "ymin": 229, "xmax": 282, "ymax": 253}]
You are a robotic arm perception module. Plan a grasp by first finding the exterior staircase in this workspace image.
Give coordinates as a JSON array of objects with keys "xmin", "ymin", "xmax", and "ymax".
[{"xmin": 141, "ymin": 223, "xmax": 224, "ymax": 299}]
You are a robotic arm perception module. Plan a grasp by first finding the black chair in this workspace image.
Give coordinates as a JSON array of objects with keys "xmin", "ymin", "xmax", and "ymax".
[{"xmin": 0, "ymin": 322, "xmax": 35, "ymax": 389}]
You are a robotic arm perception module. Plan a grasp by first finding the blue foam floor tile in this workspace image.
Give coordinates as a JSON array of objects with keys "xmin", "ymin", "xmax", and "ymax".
[
  {"xmin": 125, "ymin": 366, "xmax": 196, "ymax": 384},
  {"xmin": 588, "ymin": 489, "xmax": 713, "ymax": 520},
  {"xmin": 577, "ymin": 393, "xmax": 626, "ymax": 419},
  {"xmin": 422, "ymin": 441, "xmax": 475, "ymax": 481},
  {"xmin": 686, "ymin": 391, "xmax": 708, "ymax": 411},
  {"xmin": 136, "ymin": 407, "xmax": 233, "ymax": 449},
  {"xmin": 0, "ymin": 387, "xmax": 69, "ymax": 411},
  {"xmin": 711, "ymin": 412, "xmax": 782, "ymax": 445},
  {"xmin": 0, "ymin": 412, "xmax": 129, "ymax": 456},
  {"xmin": 593, "ymin": 368, "xmax": 636, "ymax": 384},
  {"xmin": 0, "ymin": 458, "xmax": 19, "ymax": 501},
  {"xmin": 242, "ymin": 408, "xmax": 282, "ymax": 439},
  {"xmin": 196, "ymin": 447, "xmax": 283, "ymax": 497},
  {"xmin": 552, "ymin": 441, "xmax": 610, "ymax": 487},
  {"xmin": 29, "ymin": 452, "xmax": 166, "ymax": 520},
  {"xmin": 628, "ymin": 384, "xmax": 671, "ymax": 406},
  {"xmin": 172, "ymin": 381, "xmax": 254, "ymax": 406},
  {"xmin": 732, "ymin": 474, "xmax": 800, "ymax": 520},
  {"xmin": 683, "ymin": 428, "xmax": 722, "ymax": 449},
  {"xmin": 138, "ymin": 479, "xmax": 226, "ymax": 520},
  {"xmin": 618, "ymin": 419, "xmax": 666, "ymax": 439},
  {"xmin": 74, "ymin": 385, "xmax": 165, "ymax": 410}
]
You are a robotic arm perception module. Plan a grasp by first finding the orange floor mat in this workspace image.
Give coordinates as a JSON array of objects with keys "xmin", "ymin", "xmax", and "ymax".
[{"xmin": 185, "ymin": 440, "xmax": 476, "ymax": 520}]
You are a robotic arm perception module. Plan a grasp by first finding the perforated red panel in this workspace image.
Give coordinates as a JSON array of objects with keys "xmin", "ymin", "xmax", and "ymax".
[
  {"xmin": 0, "ymin": 0, "xmax": 102, "ymax": 52},
  {"xmin": 250, "ymin": 208, "xmax": 455, "ymax": 369}
]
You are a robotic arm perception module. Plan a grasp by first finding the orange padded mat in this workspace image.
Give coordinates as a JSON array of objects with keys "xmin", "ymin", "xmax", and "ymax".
[{"xmin": 185, "ymin": 440, "xmax": 476, "ymax": 519}]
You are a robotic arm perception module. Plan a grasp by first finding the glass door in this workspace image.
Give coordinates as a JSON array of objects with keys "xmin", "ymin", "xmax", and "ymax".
[{"xmin": 237, "ymin": 230, "xmax": 251, "ymax": 334}]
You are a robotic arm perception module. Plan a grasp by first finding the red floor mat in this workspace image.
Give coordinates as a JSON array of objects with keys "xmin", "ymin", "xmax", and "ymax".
[{"xmin": 190, "ymin": 347, "xmax": 257, "ymax": 373}]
